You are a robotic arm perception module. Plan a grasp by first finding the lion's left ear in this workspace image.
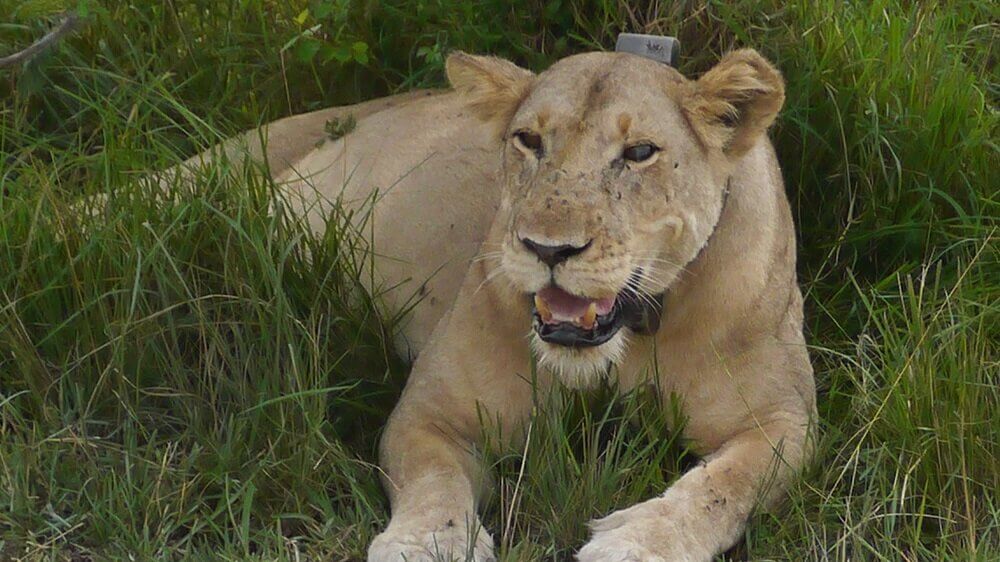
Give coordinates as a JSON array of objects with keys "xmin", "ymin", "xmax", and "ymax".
[
  {"xmin": 446, "ymin": 51, "xmax": 534, "ymax": 125},
  {"xmin": 683, "ymin": 49, "xmax": 785, "ymax": 156}
]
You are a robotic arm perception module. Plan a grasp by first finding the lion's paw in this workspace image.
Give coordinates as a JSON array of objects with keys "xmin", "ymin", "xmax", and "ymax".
[
  {"xmin": 367, "ymin": 518, "xmax": 495, "ymax": 562},
  {"xmin": 586, "ymin": 502, "xmax": 661, "ymax": 534},
  {"xmin": 578, "ymin": 505, "xmax": 705, "ymax": 562},
  {"xmin": 576, "ymin": 533, "xmax": 667, "ymax": 562}
]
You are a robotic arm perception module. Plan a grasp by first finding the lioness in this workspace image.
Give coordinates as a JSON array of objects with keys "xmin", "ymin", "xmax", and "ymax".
[{"xmin": 177, "ymin": 48, "xmax": 816, "ymax": 561}]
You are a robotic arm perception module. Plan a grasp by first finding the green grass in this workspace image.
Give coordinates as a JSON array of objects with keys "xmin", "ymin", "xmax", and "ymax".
[{"xmin": 1, "ymin": 0, "xmax": 997, "ymax": 560}]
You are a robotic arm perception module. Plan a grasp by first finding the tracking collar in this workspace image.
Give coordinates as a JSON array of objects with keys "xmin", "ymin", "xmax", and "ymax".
[{"xmin": 614, "ymin": 33, "xmax": 680, "ymax": 67}]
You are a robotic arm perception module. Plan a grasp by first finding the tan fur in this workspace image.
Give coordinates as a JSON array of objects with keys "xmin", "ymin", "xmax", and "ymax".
[
  {"xmin": 445, "ymin": 52, "xmax": 535, "ymax": 128},
  {"xmin": 682, "ymin": 49, "xmax": 786, "ymax": 155},
  {"xmin": 173, "ymin": 49, "xmax": 816, "ymax": 561}
]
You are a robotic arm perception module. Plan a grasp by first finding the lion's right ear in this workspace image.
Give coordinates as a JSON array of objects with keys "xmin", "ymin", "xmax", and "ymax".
[
  {"xmin": 683, "ymin": 49, "xmax": 785, "ymax": 156},
  {"xmin": 446, "ymin": 51, "xmax": 534, "ymax": 124}
]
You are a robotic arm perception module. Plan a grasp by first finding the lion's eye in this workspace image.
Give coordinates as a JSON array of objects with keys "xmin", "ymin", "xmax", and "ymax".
[
  {"xmin": 513, "ymin": 130, "xmax": 544, "ymax": 156},
  {"xmin": 623, "ymin": 143, "xmax": 659, "ymax": 163}
]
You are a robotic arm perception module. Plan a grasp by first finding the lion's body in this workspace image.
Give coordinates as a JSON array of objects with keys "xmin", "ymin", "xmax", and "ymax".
[
  {"xmin": 174, "ymin": 50, "xmax": 816, "ymax": 562},
  {"xmin": 277, "ymin": 91, "xmax": 503, "ymax": 357},
  {"xmin": 180, "ymin": 90, "xmax": 500, "ymax": 356}
]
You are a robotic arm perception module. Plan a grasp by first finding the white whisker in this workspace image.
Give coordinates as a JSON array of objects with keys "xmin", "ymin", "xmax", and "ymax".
[
  {"xmin": 632, "ymin": 274, "xmax": 664, "ymax": 295},
  {"xmin": 633, "ymin": 253, "xmax": 689, "ymax": 273},
  {"xmin": 470, "ymin": 251, "xmax": 504, "ymax": 264},
  {"xmin": 626, "ymin": 287, "xmax": 659, "ymax": 311},
  {"xmin": 627, "ymin": 270, "xmax": 665, "ymax": 304},
  {"xmin": 473, "ymin": 264, "xmax": 506, "ymax": 295}
]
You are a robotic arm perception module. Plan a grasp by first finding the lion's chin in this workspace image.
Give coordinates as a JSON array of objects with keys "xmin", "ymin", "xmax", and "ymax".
[{"xmin": 530, "ymin": 330, "xmax": 629, "ymax": 389}]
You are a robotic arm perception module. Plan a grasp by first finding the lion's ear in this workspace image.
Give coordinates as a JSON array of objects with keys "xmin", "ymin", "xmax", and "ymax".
[
  {"xmin": 446, "ymin": 51, "xmax": 534, "ymax": 124},
  {"xmin": 683, "ymin": 49, "xmax": 785, "ymax": 156}
]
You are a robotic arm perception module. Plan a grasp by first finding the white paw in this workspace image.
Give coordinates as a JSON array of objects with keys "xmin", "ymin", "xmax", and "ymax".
[
  {"xmin": 367, "ymin": 518, "xmax": 495, "ymax": 562},
  {"xmin": 578, "ymin": 504, "xmax": 704, "ymax": 562},
  {"xmin": 587, "ymin": 502, "xmax": 662, "ymax": 534},
  {"xmin": 576, "ymin": 533, "xmax": 666, "ymax": 562}
]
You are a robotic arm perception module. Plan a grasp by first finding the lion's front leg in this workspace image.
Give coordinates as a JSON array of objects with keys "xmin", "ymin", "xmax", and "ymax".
[
  {"xmin": 368, "ymin": 401, "xmax": 497, "ymax": 562},
  {"xmin": 365, "ymin": 239, "xmax": 539, "ymax": 562},
  {"xmin": 577, "ymin": 418, "xmax": 809, "ymax": 562}
]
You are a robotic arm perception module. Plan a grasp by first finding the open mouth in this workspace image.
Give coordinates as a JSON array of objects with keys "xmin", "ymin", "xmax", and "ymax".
[
  {"xmin": 532, "ymin": 286, "xmax": 623, "ymax": 348},
  {"xmin": 531, "ymin": 273, "xmax": 666, "ymax": 348}
]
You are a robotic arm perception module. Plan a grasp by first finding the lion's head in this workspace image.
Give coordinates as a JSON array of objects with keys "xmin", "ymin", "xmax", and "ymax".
[{"xmin": 447, "ymin": 49, "xmax": 785, "ymax": 382}]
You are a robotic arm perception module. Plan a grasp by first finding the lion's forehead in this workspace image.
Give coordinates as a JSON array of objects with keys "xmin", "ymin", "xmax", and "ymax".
[
  {"xmin": 520, "ymin": 53, "xmax": 686, "ymax": 115},
  {"xmin": 503, "ymin": 54, "xmax": 709, "ymax": 236},
  {"xmin": 542, "ymin": 51, "xmax": 686, "ymax": 84},
  {"xmin": 513, "ymin": 57, "xmax": 691, "ymax": 147}
]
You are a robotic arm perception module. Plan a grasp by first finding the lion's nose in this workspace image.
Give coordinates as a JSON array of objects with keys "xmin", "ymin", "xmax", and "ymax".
[{"xmin": 521, "ymin": 238, "xmax": 592, "ymax": 268}]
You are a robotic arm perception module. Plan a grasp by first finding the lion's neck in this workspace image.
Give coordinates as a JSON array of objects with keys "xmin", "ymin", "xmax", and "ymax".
[{"xmin": 660, "ymin": 141, "xmax": 794, "ymax": 346}]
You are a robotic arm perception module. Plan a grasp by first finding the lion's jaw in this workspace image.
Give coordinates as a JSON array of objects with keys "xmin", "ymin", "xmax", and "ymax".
[{"xmin": 485, "ymin": 53, "xmax": 731, "ymax": 387}]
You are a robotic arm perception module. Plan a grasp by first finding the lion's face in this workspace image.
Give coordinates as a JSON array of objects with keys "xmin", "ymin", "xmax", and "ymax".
[{"xmin": 447, "ymin": 50, "xmax": 784, "ymax": 382}]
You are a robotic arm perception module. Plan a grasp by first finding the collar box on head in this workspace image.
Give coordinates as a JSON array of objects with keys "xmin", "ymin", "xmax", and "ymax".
[{"xmin": 614, "ymin": 33, "xmax": 680, "ymax": 67}]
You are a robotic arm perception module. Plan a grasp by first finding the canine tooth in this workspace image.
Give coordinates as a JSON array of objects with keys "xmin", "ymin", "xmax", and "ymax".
[
  {"xmin": 581, "ymin": 302, "xmax": 597, "ymax": 329},
  {"xmin": 534, "ymin": 294, "xmax": 553, "ymax": 322}
]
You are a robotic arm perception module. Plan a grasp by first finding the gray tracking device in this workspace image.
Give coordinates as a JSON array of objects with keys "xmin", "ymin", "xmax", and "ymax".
[{"xmin": 614, "ymin": 33, "xmax": 680, "ymax": 67}]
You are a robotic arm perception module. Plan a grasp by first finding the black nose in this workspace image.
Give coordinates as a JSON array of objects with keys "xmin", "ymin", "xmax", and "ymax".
[{"xmin": 521, "ymin": 238, "xmax": 591, "ymax": 268}]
